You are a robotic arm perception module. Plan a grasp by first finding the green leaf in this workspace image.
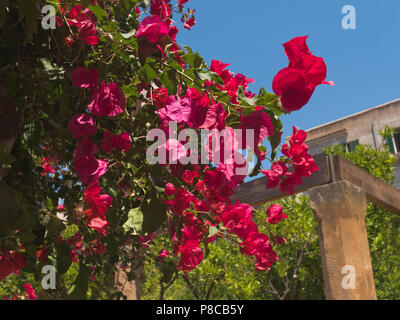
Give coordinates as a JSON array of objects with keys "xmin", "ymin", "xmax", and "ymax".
[
  {"xmin": 182, "ymin": 51, "xmax": 204, "ymax": 69},
  {"xmin": 0, "ymin": 183, "xmax": 23, "ymax": 237},
  {"xmin": 47, "ymin": 217, "xmax": 66, "ymax": 239},
  {"xmin": 68, "ymin": 262, "xmax": 90, "ymax": 300},
  {"xmin": 263, "ymin": 109, "xmax": 283, "ymax": 161},
  {"xmin": 208, "ymin": 226, "xmax": 219, "ymax": 238},
  {"xmin": 3, "ymin": 72, "xmax": 20, "ymax": 97},
  {"xmin": 196, "ymin": 71, "xmax": 212, "ymax": 81},
  {"xmin": 237, "ymin": 86, "xmax": 257, "ymax": 107},
  {"xmin": 248, "ymin": 158, "xmax": 262, "ymax": 178},
  {"xmin": 141, "ymin": 196, "xmax": 167, "ymax": 234},
  {"xmin": 160, "ymin": 261, "xmax": 175, "ymax": 283},
  {"xmin": 256, "ymin": 88, "xmax": 277, "ymax": 107},
  {"xmin": 143, "ymin": 57, "xmax": 158, "ymax": 82},
  {"xmin": 55, "ymin": 242, "xmax": 72, "ymax": 276},
  {"xmin": 0, "ymin": 144, "xmax": 15, "ymax": 166},
  {"xmin": 88, "ymin": 4, "xmax": 108, "ymax": 23},
  {"xmin": 0, "ymin": 0, "xmax": 9, "ymax": 28},
  {"xmin": 16, "ymin": 0, "xmax": 40, "ymax": 43},
  {"xmin": 22, "ymin": 121, "xmax": 44, "ymax": 147},
  {"xmin": 46, "ymin": 197, "xmax": 54, "ymax": 211},
  {"xmin": 123, "ymin": 207, "xmax": 143, "ymax": 235},
  {"xmin": 161, "ymin": 69, "xmax": 177, "ymax": 95}
]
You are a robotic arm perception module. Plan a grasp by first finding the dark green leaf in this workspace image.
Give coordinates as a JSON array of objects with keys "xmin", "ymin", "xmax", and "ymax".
[
  {"xmin": 55, "ymin": 242, "xmax": 72, "ymax": 276},
  {"xmin": 141, "ymin": 196, "xmax": 167, "ymax": 234},
  {"xmin": 68, "ymin": 262, "xmax": 90, "ymax": 300},
  {"xmin": 0, "ymin": 144, "xmax": 15, "ymax": 166}
]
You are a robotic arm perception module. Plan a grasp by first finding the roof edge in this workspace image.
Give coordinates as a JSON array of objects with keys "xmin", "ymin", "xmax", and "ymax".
[{"xmin": 306, "ymin": 98, "xmax": 400, "ymax": 133}]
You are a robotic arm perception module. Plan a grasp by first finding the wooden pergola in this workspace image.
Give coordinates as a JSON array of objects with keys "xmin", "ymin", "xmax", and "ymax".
[{"xmin": 233, "ymin": 154, "xmax": 400, "ymax": 300}]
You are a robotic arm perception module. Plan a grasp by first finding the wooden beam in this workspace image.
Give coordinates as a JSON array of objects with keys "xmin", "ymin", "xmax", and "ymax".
[
  {"xmin": 232, "ymin": 154, "xmax": 331, "ymax": 206},
  {"xmin": 330, "ymin": 155, "xmax": 400, "ymax": 216}
]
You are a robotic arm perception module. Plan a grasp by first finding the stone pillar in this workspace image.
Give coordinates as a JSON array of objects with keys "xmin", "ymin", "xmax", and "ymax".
[{"xmin": 308, "ymin": 180, "xmax": 377, "ymax": 300}]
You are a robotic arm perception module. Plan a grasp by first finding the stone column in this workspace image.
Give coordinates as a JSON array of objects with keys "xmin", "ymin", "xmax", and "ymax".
[
  {"xmin": 115, "ymin": 265, "xmax": 142, "ymax": 300},
  {"xmin": 308, "ymin": 180, "xmax": 377, "ymax": 300}
]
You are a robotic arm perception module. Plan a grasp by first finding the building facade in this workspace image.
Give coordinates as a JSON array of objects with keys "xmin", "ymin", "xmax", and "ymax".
[{"xmin": 303, "ymin": 98, "xmax": 400, "ymax": 188}]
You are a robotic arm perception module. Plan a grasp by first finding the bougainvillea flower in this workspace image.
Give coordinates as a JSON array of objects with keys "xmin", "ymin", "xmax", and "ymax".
[
  {"xmin": 36, "ymin": 247, "xmax": 49, "ymax": 263},
  {"xmin": 89, "ymin": 80, "xmax": 126, "ymax": 117},
  {"xmin": 68, "ymin": 113, "xmax": 97, "ymax": 139},
  {"xmin": 100, "ymin": 130, "xmax": 131, "ymax": 153},
  {"xmin": 239, "ymin": 110, "xmax": 274, "ymax": 159},
  {"xmin": 261, "ymin": 161, "xmax": 288, "ymax": 189},
  {"xmin": 199, "ymin": 103, "xmax": 227, "ymax": 130},
  {"xmin": 181, "ymin": 213, "xmax": 203, "ymax": 243},
  {"xmin": 157, "ymin": 249, "xmax": 169, "ymax": 261},
  {"xmin": 68, "ymin": 5, "xmax": 94, "ymax": 27},
  {"xmin": 165, "ymin": 182, "xmax": 176, "ymax": 196},
  {"xmin": 68, "ymin": 5, "xmax": 98, "ymax": 46},
  {"xmin": 157, "ymin": 139, "xmax": 188, "ymax": 164},
  {"xmin": 283, "ymin": 35, "xmax": 311, "ymax": 68},
  {"xmin": 160, "ymin": 95, "xmax": 192, "ymax": 124},
  {"xmin": 40, "ymin": 157, "xmax": 56, "ymax": 175},
  {"xmin": 74, "ymin": 137, "xmax": 109, "ymax": 185},
  {"xmin": 92, "ymin": 241, "xmax": 107, "ymax": 255},
  {"xmin": 220, "ymin": 203, "xmax": 253, "ymax": 239},
  {"xmin": 152, "ymin": 87, "xmax": 169, "ymax": 108},
  {"xmin": 135, "ymin": 15, "xmax": 170, "ymax": 44},
  {"xmin": 71, "ymin": 66, "xmax": 98, "ymax": 90},
  {"xmin": 84, "ymin": 181, "xmax": 113, "ymax": 226},
  {"xmin": 150, "ymin": 0, "xmax": 171, "ymax": 20},
  {"xmin": 77, "ymin": 20, "xmax": 99, "ymax": 46},
  {"xmin": 186, "ymin": 87, "xmax": 209, "ymax": 107},
  {"xmin": 210, "ymin": 60, "xmax": 230, "ymax": 74},
  {"xmin": 137, "ymin": 233, "xmax": 156, "ymax": 249},
  {"xmin": 239, "ymin": 232, "xmax": 278, "ymax": 271},
  {"xmin": 65, "ymin": 36, "xmax": 75, "ymax": 47},
  {"xmin": 217, "ymin": 152, "xmax": 248, "ymax": 187},
  {"xmin": 184, "ymin": 16, "xmax": 196, "ymax": 30},
  {"xmin": 182, "ymin": 170, "xmax": 199, "ymax": 184},
  {"xmin": 0, "ymin": 251, "xmax": 27, "ymax": 281},
  {"xmin": 266, "ymin": 204, "xmax": 288, "ymax": 224},
  {"xmin": 87, "ymin": 216, "xmax": 109, "ymax": 236},
  {"xmin": 177, "ymin": 240, "xmax": 203, "ymax": 272},
  {"xmin": 163, "ymin": 186, "xmax": 197, "ymax": 216},
  {"xmin": 272, "ymin": 36, "xmax": 333, "ymax": 112},
  {"xmin": 23, "ymin": 283, "xmax": 37, "ymax": 300},
  {"xmin": 177, "ymin": 0, "xmax": 189, "ymax": 9}
]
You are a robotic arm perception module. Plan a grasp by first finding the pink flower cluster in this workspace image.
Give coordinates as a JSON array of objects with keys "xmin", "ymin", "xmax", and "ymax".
[
  {"xmin": 135, "ymin": 1, "xmax": 188, "ymax": 67},
  {"xmin": 0, "ymin": 251, "xmax": 26, "ymax": 281},
  {"xmin": 68, "ymin": 65, "xmax": 129, "ymax": 235},
  {"xmin": 162, "ymin": 158, "xmax": 287, "ymax": 272},
  {"xmin": 68, "ymin": 5, "xmax": 99, "ymax": 46},
  {"xmin": 69, "ymin": 65, "xmax": 130, "ymax": 186},
  {"xmin": 40, "ymin": 156, "xmax": 56, "ymax": 176},
  {"xmin": 71, "ymin": 67, "xmax": 126, "ymax": 118},
  {"xmin": 83, "ymin": 181, "xmax": 113, "ymax": 236},
  {"xmin": 262, "ymin": 126, "xmax": 318, "ymax": 194},
  {"xmin": 210, "ymin": 60, "xmax": 255, "ymax": 105}
]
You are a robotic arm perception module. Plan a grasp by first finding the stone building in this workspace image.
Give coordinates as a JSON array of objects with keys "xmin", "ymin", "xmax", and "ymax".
[{"xmin": 302, "ymin": 98, "xmax": 400, "ymax": 188}]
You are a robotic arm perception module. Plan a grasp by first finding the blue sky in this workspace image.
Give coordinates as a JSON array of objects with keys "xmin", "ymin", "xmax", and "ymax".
[{"xmin": 176, "ymin": 0, "xmax": 400, "ymax": 141}]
